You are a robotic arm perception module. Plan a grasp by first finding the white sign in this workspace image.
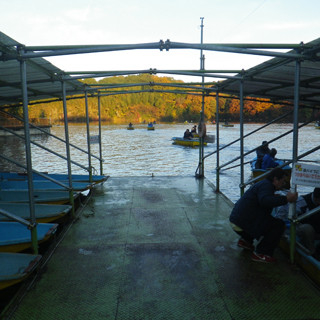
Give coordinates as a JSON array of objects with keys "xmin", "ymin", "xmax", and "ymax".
[{"xmin": 291, "ymin": 162, "xmax": 320, "ymax": 187}]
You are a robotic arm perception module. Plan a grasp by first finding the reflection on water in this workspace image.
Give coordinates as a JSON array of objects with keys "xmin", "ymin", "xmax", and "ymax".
[{"xmin": 0, "ymin": 123, "xmax": 319, "ymax": 202}]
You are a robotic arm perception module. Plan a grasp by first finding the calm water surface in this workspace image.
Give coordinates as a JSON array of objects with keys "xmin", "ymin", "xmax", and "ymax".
[{"xmin": 1, "ymin": 123, "xmax": 319, "ymax": 202}]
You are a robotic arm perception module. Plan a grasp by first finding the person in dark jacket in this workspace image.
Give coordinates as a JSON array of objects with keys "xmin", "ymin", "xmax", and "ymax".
[
  {"xmin": 183, "ymin": 129, "xmax": 193, "ymax": 139},
  {"xmin": 255, "ymin": 141, "xmax": 271, "ymax": 169},
  {"xmin": 229, "ymin": 168, "xmax": 298, "ymax": 263},
  {"xmin": 261, "ymin": 148, "xmax": 278, "ymax": 170}
]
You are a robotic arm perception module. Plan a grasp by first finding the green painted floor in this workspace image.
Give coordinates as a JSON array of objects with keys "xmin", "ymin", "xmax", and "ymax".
[{"xmin": 8, "ymin": 176, "xmax": 320, "ymax": 319}]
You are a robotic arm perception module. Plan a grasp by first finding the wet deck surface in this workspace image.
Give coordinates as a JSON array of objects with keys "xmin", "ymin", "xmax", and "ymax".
[{"xmin": 8, "ymin": 176, "xmax": 320, "ymax": 319}]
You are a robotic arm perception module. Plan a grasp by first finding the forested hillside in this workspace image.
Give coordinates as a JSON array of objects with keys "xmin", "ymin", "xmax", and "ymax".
[{"xmin": 22, "ymin": 74, "xmax": 314, "ymax": 124}]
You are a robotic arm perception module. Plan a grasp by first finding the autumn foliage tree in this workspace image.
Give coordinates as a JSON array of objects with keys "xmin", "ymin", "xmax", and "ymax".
[{"xmin": 15, "ymin": 74, "xmax": 314, "ymax": 124}]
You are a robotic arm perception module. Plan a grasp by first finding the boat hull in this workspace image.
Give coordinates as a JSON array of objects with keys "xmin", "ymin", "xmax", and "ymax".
[
  {"xmin": 0, "ymin": 190, "xmax": 77, "ymax": 205},
  {"xmin": 172, "ymin": 137, "xmax": 207, "ymax": 147},
  {"xmin": 0, "ymin": 222, "xmax": 58, "ymax": 252},
  {"xmin": 0, "ymin": 252, "xmax": 41, "ymax": 290},
  {"xmin": 0, "ymin": 172, "xmax": 109, "ymax": 185},
  {"xmin": 0, "ymin": 180, "xmax": 92, "ymax": 192},
  {"xmin": 0, "ymin": 202, "xmax": 72, "ymax": 223}
]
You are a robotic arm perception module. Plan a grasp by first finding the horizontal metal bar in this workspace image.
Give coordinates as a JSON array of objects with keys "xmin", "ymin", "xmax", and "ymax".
[
  {"xmin": 0, "ymin": 208, "xmax": 32, "ymax": 227},
  {"xmin": 240, "ymin": 143, "xmax": 320, "ymax": 188},
  {"xmin": 64, "ymin": 69, "xmax": 242, "ymax": 81},
  {"xmin": 2, "ymin": 41, "xmax": 306, "ymax": 61},
  {"xmin": 0, "ymin": 125, "xmax": 88, "ymax": 172},
  {"xmin": 169, "ymin": 42, "xmax": 306, "ymax": 59},
  {"xmin": 19, "ymin": 42, "xmax": 162, "ymax": 59},
  {"xmin": 22, "ymin": 43, "xmax": 308, "ymax": 51},
  {"xmin": 296, "ymin": 206, "xmax": 320, "ymax": 223}
]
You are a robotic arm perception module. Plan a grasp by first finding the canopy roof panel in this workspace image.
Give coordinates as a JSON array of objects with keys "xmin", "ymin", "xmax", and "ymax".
[
  {"xmin": 218, "ymin": 37, "xmax": 320, "ymax": 107},
  {"xmin": 0, "ymin": 32, "xmax": 85, "ymax": 107}
]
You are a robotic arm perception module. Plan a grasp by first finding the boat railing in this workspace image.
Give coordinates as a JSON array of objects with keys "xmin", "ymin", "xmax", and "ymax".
[
  {"xmin": 219, "ymin": 120, "xmax": 312, "ymax": 172},
  {"xmin": 200, "ymin": 110, "xmax": 296, "ymax": 164},
  {"xmin": 197, "ymin": 116, "xmax": 313, "ymax": 185},
  {"xmin": 239, "ymin": 144, "xmax": 320, "ymax": 188},
  {"xmin": 0, "ymin": 109, "xmax": 102, "ymax": 164},
  {"xmin": 0, "ymin": 125, "xmax": 89, "ymax": 174},
  {"xmin": 0, "ymin": 154, "xmax": 75, "ymax": 190},
  {"xmin": 0, "ymin": 208, "xmax": 35, "ymax": 228},
  {"xmin": 295, "ymin": 205, "xmax": 320, "ymax": 224}
]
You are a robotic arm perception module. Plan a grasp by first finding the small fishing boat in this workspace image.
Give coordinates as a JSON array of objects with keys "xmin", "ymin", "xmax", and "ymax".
[
  {"xmin": 127, "ymin": 123, "xmax": 134, "ymax": 130},
  {"xmin": 222, "ymin": 122, "xmax": 234, "ymax": 127},
  {"xmin": 250, "ymin": 158, "xmax": 292, "ymax": 189},
  {"xmin": 0, "ymin": 172, "xmax": 109, "ymax": 185},
  {"xmin": 172, "ymin": 137, "xmax": 207, "ymax": 147},
  {"xmin": 0, "ymin": 190, "xmax": 78, "ymax": 205},
  {"xmin": 147, "ymin": 122, "xmax": 155, "ymax": 130},
  {"xmin": 0, "ymin": 202, "xmax": 72, "ymax": 223},
  {"xmin": 0, "ymin": 180, "xmax": 92, "ymax": 192},
  {"xmin": 0, "ymin": 222, "xmax": 58, "ymax": 252},
  {"xmin": 0, "ymin": 252, "xmax": 41, "ymax": 290}
]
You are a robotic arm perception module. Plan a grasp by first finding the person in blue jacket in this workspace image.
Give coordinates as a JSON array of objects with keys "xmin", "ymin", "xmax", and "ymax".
[
  {"xmin": 261, "ymin": 148, "xmax": 278, "ymax": 170},
  {"xmin": 229, "ymin": 168, "xmax": 298, "ymax": 263}
]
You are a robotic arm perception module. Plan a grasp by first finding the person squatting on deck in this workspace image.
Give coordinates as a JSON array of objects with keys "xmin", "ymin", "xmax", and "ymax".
[
  {"xmin": 229, "ymin": 168, "xmax": 298, "ymax": 263},
  {"xmin": 273, "ymin": 188, "xmax": 320, "ymax": 260}
]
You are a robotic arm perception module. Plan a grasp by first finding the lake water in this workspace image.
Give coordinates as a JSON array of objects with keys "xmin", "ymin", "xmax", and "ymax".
[{"xmin": 0, "ymin": 123, "xmax": 319, "ymax": 203}]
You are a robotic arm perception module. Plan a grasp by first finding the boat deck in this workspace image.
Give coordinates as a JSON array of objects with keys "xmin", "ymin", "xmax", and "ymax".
[{"xmin": 6, "ymin": 176, "xmax": 320, "ymax": 320}]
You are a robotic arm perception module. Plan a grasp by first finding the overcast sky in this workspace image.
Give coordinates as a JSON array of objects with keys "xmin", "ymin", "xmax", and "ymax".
[{"xmin": 1, "ymin": 0, "xmax": 320, "ymax": 82}]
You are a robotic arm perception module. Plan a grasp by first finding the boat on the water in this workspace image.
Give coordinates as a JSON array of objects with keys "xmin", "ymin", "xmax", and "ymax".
[
  {"xmin": 0, "ymin": 190, "xmax": 78, "ymax": 205},
  {"xmin": 315, "ymin": 121, "xmax": 320, "ymax": 129},
  {"xmin": 0, "ymin": 172, "xmax": 109, "ymax": 185},
  {"xmin": 127, "ymin": 123, "xmax": 134, "ymax": 130},
  {"xmin": 0, "ymin": 252, "xmax": 41, "ymax": 290},
  {"xmin": 250, "ymin": 158, "xmax": 292, "ymax": 189},
  {"xmin": 0, "ymin": 222, "xmax": 58, "ymax": 252},
  {"xmin": 222, "ymin": 122, "xmax": 234, "ymax": 127},
  {"xmin": 172, "ymin": 137, "xmax": 207, "ymax": 147},
  {"xmin": 147, "ymin": 123, "xmax": 155, "ymax": 130},
  {"xmin": 0, "ymin": 202, "xmax": 72, "ymax": 223}
]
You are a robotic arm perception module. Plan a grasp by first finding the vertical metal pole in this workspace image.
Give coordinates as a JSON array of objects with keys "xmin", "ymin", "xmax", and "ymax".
[
  {"xmin": 198, "ymin": 17, "xmax": 205, "ymax": 177},
  {"xmin": 289, "ymin": 59, "xmax": 300, "ymax": 263},
  {"xmin": 85, "ymin": 91, "xmax": 93, "ymax": 182},
  {"xmin": 216, "ymin": 92, "xmax": 220, "ymax": 192},
  {"xmin": 62, "ymin": 81, "xmax": 75, "ymax": 217},
  {"xmin": 239, "ymin": 79, "xmax": 245, "ymax": 196},
  {"xmin": 20, "ymin": 56, "xmax": 38, "ymax": 254},
  {"xmin": 98, "ymin": 94, "xmax": 103, "ymax": 175}
]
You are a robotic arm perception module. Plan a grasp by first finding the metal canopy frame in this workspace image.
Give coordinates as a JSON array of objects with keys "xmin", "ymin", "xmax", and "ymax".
[
  {"xmin": 1, "ymin": 30, "xmax": 320, "ymax": 261},
  {"xmin": 1, "ymin": 30, "xmax": 320, "ymax": 108}
]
